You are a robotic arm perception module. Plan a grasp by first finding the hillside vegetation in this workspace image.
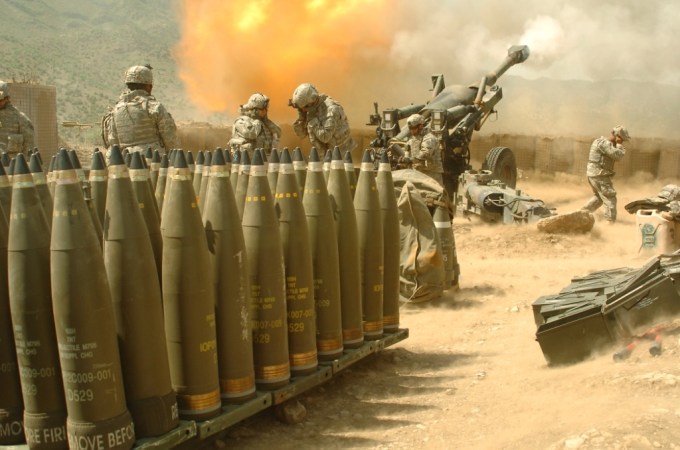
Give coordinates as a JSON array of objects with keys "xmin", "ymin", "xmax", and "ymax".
[{"xmin": 2, "ymin": 0, "xmax": 191, "ymax": 126}]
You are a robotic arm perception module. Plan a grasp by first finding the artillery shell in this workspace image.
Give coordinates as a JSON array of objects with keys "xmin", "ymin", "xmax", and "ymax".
[
  {"xmin": 354, "ymin": 150, "xmax": 384, "ymax": 340},
  {"xmin": 202, "ymin": 148, "xmax": 256, "ymax": 404},
  {"xmin": 327, "ymin": 146, "xmax": 364, "ymax": 348},
  {"xmin": 276, "ymin": 149, "xmax": 318, "ymax": 376},
  {"xmin": 88, "ymin": 149, "xmax": 107, "ymax": 229},
  {"xmin": 303, "ymin": 147, "xmax": 343, "ymax": 360},
  {"xmin": 50, "ymin": 148, "xmax": 135, "ymax": 449},
  {"xmin": 242, "ymin": 149, "xmax": 290, "ymax": 390},
  {"xmin": 376, "ymin": 151, "xmax": 401, "ymax": 333},
  {"xmin": 160, "ymin": 150, "xmax": 221, "ymax": 421},
  {"xmin": 103, "ymin": 146, "xmax": 178, "ymax": 437}
]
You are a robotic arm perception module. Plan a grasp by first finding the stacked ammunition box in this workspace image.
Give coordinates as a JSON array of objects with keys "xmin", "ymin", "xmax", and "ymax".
[{"xmin": 534, "ymin": 258, "xmax": 680, "ymax": 366}]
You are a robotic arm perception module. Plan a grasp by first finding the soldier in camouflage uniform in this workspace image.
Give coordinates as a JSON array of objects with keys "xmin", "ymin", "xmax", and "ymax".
[
  {"xmin": 0, "ymin": 81, "xmax": 35, "ymax": 154},
  {"xmin": 101, "ymin": 65, "xmax": 178, "ymax": 156},
  {"xmin": 404, "ymin": 113, "xmax": 443, "ymax": 186},
  {"xmin": 229, "ymin": 93, "xmax": 281, "ymax": 158},
  {"xmin": 291, "ymin": 83, "xmax": 355, "ymax": 154},
  {"xmin": 581, "ymin": 125, "xmax": 631, "ymax": 222}
]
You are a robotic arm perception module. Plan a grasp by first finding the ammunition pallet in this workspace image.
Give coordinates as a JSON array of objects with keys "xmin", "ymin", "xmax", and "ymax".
[{"xmin": 1, "ymin": 328, "xmax": 408, "ymax": 450}]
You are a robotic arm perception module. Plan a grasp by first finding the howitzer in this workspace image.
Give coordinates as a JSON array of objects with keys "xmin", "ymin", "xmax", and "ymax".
[
  {"xmin": 367, "ymin": 45, "xmax": 530, "ymax": 198},
  {"xmin": 457, "ymin": 170, "xmax": 554, "ymax": 224}
]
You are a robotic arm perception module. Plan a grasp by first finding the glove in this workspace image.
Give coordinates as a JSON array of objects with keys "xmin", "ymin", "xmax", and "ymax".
[
  {"xmin": 293, "ymin": 118, "xmax": 308, "ymax": 137},
  {"xmin": 307, "ymin": 117, "xmax": 321, "ymax": 129}
]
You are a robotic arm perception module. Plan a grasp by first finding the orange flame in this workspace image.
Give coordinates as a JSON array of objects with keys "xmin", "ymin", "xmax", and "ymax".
[{"xmin": 175, "ymin": 0, "xmax": 393, "ymax": 121}]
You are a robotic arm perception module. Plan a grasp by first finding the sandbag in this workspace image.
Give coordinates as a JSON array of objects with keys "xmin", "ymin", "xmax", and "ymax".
[{"xmin": 397, "ymin": 181, "xmax": 445, "ymax": 302}]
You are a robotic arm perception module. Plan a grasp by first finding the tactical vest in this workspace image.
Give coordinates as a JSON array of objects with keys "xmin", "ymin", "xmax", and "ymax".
[{"xmin": 111, "ymin": 94, "xmax": 162, "ymax": 149}]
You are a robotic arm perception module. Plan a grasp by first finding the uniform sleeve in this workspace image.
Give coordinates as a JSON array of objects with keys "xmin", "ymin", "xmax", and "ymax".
[
  {"xmin": 18, "ymin": 112, "xmax": 35, "ymax": 152},
  {"xmin": 310, "ymin": 105, "xmax": 341, "ymax": 144},
  {"xmin": 293, "ymin": 118, "xmax": 307, "ymax": 138},
  {"xmin": 155, "ymin": 103, "xmax": 179, "ymax": 150},
  {"xmin": 599, "ymin": 140, "xmax": 625, "ymax": 161},
  {"xmin": 101, "ymin": 109, "xmax": 117, "ymax": 147},
  {"xmin": 268, "ymin": 120, "xmax": 282, "ymax": 147}
]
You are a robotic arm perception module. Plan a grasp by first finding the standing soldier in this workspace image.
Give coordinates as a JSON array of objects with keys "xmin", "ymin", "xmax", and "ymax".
[
  {"xmin": 229, "ymin": 93, "xmax": 281, "ymax": 158},
  {"xmin": 581, "ymin": 125, "xmax": 630, "ymax": 223},
  {"xmin": 0, "ymin": 81, "xmax": 35, "ymax": 155},
  {"xmin": 101, "ymin": 64, "xmax": 179, "ymax": 156},
  {"xmin": 404, "ymin": 113, "xmax": 443, "ymax": 186},
  {"xmin": 290, "ymin": 83, "xmax": 355, "ymax": 155}
]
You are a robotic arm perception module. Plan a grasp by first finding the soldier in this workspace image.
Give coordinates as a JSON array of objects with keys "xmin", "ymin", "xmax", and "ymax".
[
  {"xmin": 291, "ymin": 83, "xmax": 355, "ymax": 155},
  {"xmin": 581, "ymin": 125, "xmax": 631, "ymax": 223},
  {"xmin": 0, "ymin": 80, "xmax": 35, "ymax": 154},
  {"xmin": 404, "ymin": 113, "xmax": 443, "ymax": 186},
  {"xmin": 229, "ymin": 93, "xmax": 281, "ymax": 158},
  {"xmin": 101, "ymin": 64, "xmax": 179, "ymax": 156}
]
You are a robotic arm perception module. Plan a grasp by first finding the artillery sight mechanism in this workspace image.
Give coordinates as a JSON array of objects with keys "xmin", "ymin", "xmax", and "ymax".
[{"xmin": 367, "ymin": 45, "xmax": 530, "ymax": 199}]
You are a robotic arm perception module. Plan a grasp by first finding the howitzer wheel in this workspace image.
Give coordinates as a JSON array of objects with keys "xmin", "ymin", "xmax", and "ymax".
[{"xmin": 482, "ymin": 146, "xmax": 517, "ymax": 188}]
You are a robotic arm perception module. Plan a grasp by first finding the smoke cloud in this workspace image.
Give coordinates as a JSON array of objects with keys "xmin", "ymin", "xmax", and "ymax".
[{"xmin": 175, "ymin": 0, "xmax": 680, "ymax": 136}]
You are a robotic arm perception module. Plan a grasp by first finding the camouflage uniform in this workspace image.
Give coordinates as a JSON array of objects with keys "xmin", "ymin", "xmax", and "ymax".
[
  {"xmin": 294, "ymin": 94, "xmax": 355, "ymax": 154},
  {"xmin": 406, "ymin": 129, "xmax": 444, "ymax": 186},
  {"xmin": 582, "ymin": 136, "xmax": 626, "ymax": 222},
  {"xmin": 102, "ymin": 89, "xmax": 178, "ymax": 153},
  {"xmin": 0, "ymin": 103, "xmax": 34, "ymax": 154},
  {"xmin": 229, "ymin": 111, "xmax": 281, "ymax": 158}
]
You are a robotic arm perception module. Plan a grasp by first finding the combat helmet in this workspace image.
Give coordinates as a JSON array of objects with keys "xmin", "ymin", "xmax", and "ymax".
[
  {"xmin": 406, "ymin": 113, "xmax": 425, "ymax": 129},
  {"xmin": 0, "ymin": 81, "xmax": 9, "ymax": 99},
  {"xmin": 292, "ymin": 83, "xmax": 319, "ymax": 109},
  {"xmin": 613, "ymin": 125, "xmax": 630, "ymax": 141},
  {"xmin": 244, "ymin": 93, "xmax": 270, "ymax": 110},
  {"xmin": 124, "ymin": 65, "xmax": 153, "ymax": 85}
]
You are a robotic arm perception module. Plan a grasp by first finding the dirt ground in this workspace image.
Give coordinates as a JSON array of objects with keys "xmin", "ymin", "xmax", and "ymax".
[{"xmin": 216, "ymin": 171, "xmax": 680, "ymax": 450}]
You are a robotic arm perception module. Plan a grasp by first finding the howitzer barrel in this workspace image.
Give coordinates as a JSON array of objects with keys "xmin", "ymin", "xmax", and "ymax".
[
  {"xmin": 485, "ymin": 45, "xmax": 530, "ymax": 86},
  {"xmin": 423, "ymin": 45, "xmax": 529, "ymax": 112},
  {"xmin": 392, "ymin": 104, "xmax": 426, "ymax": 120}
]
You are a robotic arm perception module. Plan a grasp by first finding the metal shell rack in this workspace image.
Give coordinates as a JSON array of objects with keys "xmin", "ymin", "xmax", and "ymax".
[{"xmin": 1, "ymin": 328, "xmax": 408, "ymax": 450}]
